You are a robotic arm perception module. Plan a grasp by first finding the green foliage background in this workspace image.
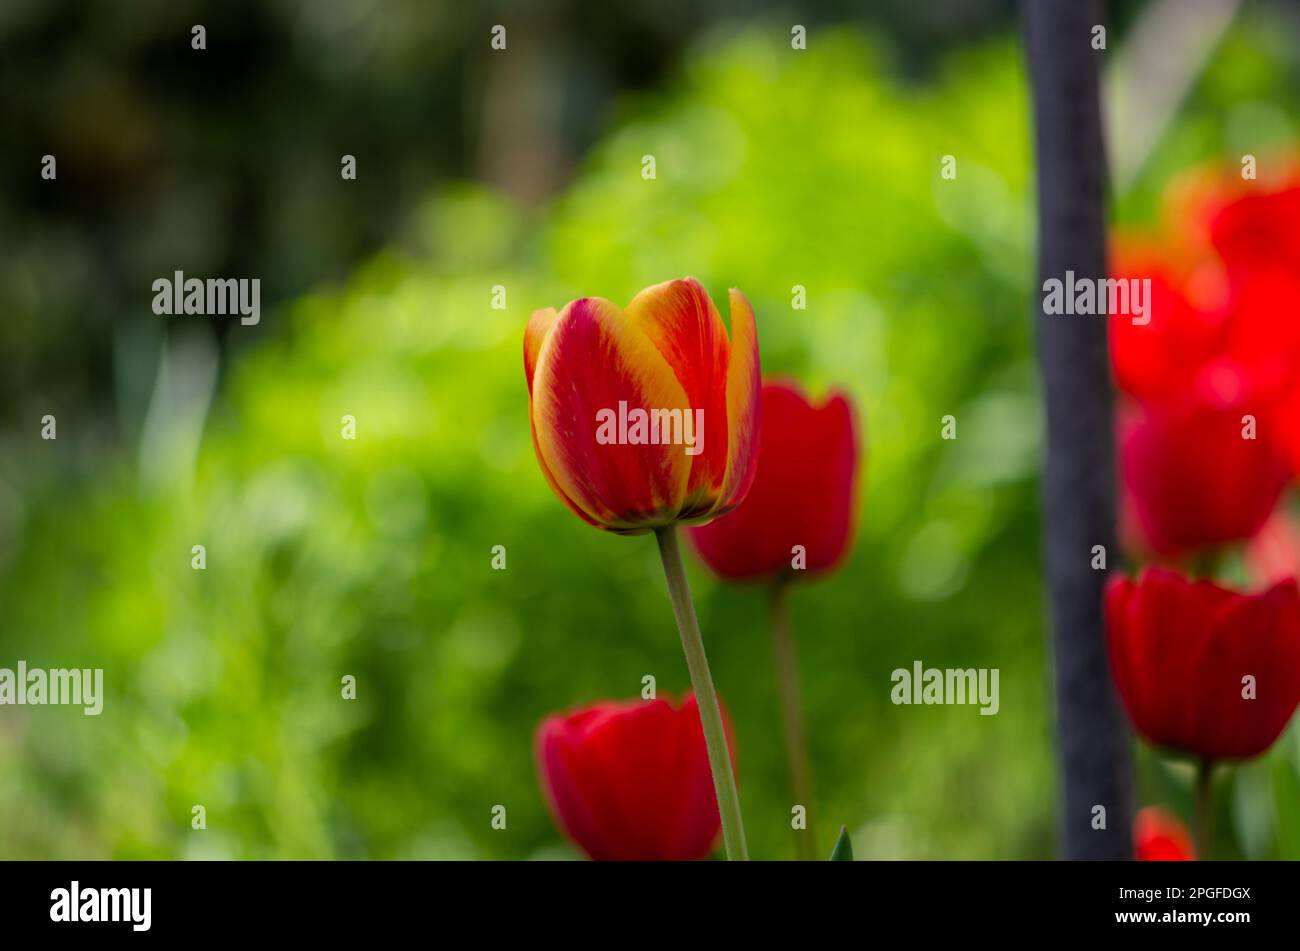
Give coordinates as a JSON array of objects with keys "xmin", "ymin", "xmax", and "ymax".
[{"xmin": 3, "ymin": 19, "xmax": 1300, "ymax": 859}]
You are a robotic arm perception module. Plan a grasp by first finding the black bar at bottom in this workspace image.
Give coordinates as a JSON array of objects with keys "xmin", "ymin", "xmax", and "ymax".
[{"xmin": 0, "ymin": 859, "xmax": 1286, "ymax": 939}]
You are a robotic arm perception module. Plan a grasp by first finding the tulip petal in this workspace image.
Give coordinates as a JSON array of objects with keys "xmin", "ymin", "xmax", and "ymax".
[
  {"xmin": 1104, "ymin": 576, "xmax": 1144, "ymax": 730},
  {"xmin": 536, "ymin": 714, "xmax": 619, "ymax": 860},
  {"xmin": 808, "ymin": 390, "xmax": 862, "ymax": 567},
  {"xmin": 1206, "ymin": 578, "xmax": 1300, "ymax": 758},
  {"xmin": 687, "ymin": 380, "xmax": 861, "ymax": 581},
  {"xmin": 713, "ymin": 288, "xmax": 762, "ymax": 514},
  {"xmin": 528, "ymin": 412, "xmax": 601, "ymax": 529},
  {"xmin": 526, "ymin": 304, "xmax": 604, "ymax": 527},
  {"xmin": 1120, "ymin": 400, "xmax": 1290, "ymax": 556},
  {"xmin": 1107, "ymin": 567, "xmax": 1300, "ymax": 761},
  {"xmin": 534, "ymin": 696, "xmax": 723, "ymax": 861},
  {"xmin": 530, "ymin": 297, "xmax": 692, "ymax": 531},
  {"xmin": 524, "ymin": 307, "xmax": 559, "ymax": 395},
  {"xmin": 1127, "ymin": 569, "xmax": 1221, "ymax": 748},
  {"xmin": 625, "ymin": 278, "xmax": 730, "ymax": 511}
]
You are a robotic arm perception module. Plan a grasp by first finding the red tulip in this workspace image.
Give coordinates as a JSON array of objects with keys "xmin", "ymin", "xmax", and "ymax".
[
  {"xmin": 1108, "ymin": 242, "xmax": 1232, "ymax": 406},
  {"xmin": 687, "ymin": 380, "xmax": 860, "ymax": 582},
  {"xmin": 524, "ymin": 277, "xmax": 761, "ymax": 534},
  {"xmin": 1110, "ymin": 168, "xmax": 1300, "ymax": 474},
  {"xmin": 1118, "ymin": 399, "xmax": 1290, "ymax": 557},
  {"xmin": 1272, "ymin": 386, "xmax": 1300, "ymax": 476},
  {"xmin": 1209, "ymin": 179, "xmax": 1300, "ymax": 282},
  {"xmin": 1134, "ymin": 806, "xmax": 1195, "ymax": 861},
  {"xmin": 535, "ymin": 694, "xmax": 733, "ymax": 861},
  {"xmin": 1109, "ymin": 247, "xmax": 1300, "ymax": 410},
  {"xmin": 1105, "ymin": 567, "xmax": 1300, "ymax": 761},
  {"xmin": 1161, "ymin": 162, "xmax": 1300, "ymax": 297}
]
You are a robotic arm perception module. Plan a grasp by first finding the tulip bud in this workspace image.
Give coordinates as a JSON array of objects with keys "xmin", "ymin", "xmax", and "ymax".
[
  {"xmin": 688, "ymin": 380, "xmax": 861, "ymax": 583},
  {"xmin": 535, "ymin": 694, "xmax": 734, "ymax": 861},
  {"xmin": 1118, "ymin": 400, "xmax": 1290, "ymax": 557},
  {"xmin": 1106, "ymin": 567, "xmax": 1300, "ymax": 761},
  {"xmin": 524, "ymin": 278, "xmax": 761, "ymax": 534}
]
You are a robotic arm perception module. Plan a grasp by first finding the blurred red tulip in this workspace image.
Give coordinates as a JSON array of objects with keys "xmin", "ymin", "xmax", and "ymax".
[
  {"xmin": 1209, "ymin": 180, "xmax": 1300, "ymax": 282},
  {"xmin": 1105, "ymin": 567, "xmax": 1300, "ymax": 761},
  {"xmin": 524, "ymin": 277, "xmax": 761, "ymax": 534},
  {"xmin": 687, "ymin": 380, "xmax": 860, "ymax": 582},
  {"xmin": 1134, "ymin": 806, "xmax": 1195, "ymax": 861},
  {"xmin": 535, "ymin": 694, "xmax": 733, "ymax": 861},
  {"xmin": 1118, "ymin": 399, "xmax": 1290, "ymax": 557},
  {"xmin": 1110, "ymin": 167, "xmax": 1300, "ymax": 474},
  {"xmin": 1272, "ymin": 387, "xmax": 1300, "ymax": 477},
  {"xmin": 1109, "ymin": 246, "xmax": 1300, "ymax": 411},
  {"xmin": 1108, "ymin": 241, "xmax": 1233, "ymax": 407}
]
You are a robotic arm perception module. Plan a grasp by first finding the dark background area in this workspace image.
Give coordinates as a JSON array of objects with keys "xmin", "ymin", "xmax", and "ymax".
[{"xmin": 1, "ymin": 0, "xmax": 1027, "ymax": 432}]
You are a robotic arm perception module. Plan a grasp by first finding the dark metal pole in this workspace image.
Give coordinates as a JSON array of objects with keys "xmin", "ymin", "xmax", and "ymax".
[{"xmin": 1023, "ymin": 0, "xmax": 1133, "ymax": 860}]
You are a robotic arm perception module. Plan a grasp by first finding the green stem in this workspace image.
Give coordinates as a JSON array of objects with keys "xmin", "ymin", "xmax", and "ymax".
[
  {"xmin": 1195, "ymin": 760, "xmax": 1215, "ymax": 859},
  {"xmin": 654, "ymin": 525, "xmax": 749, "ymax": 861},
  {"xmin": 770, "ymin": 581, "xmax": 817, "ymax": 860}
]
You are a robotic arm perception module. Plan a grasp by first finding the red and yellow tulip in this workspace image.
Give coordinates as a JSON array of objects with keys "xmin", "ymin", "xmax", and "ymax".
[{"xmin": 524, "ymin": 277, "xmax": 761, "ymax": 534}]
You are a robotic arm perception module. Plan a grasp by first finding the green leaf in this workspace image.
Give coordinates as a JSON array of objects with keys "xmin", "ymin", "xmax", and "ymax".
[{"xmin": 829, "ymin": 825, "xmax": 854, "ymax": 861}]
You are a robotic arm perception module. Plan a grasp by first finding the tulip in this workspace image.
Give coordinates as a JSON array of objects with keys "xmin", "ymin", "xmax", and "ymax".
[
  {"xmin": 686, "ymin": 379, "xmax": 861, "ymax": 858},
  {"xmin": 1118, "ymin": 399, "xmax": 1290, "ymax": 558},
  {"xmin": 1272, "ymin": 387, "xmax": 1300, "ymax": 477},
  {"xmin": 1109, "ymin": 170, "xmax": 1300, "ymax": 473},
  {"xmin": 1106, "ymin": 567, "xmax": 1300, "ymax": 853},
  {"xmin": 535, "ymin": 694, "xmax": 732, "ymax": 861},
  {"xmin": 1134, "ymin": 807, "xmax": 1195, "ymax": 861},
  {"xmin": 1106, "ymin": 567, "xmax": 1300, "ymax": 760},
  {"xmin": 1107, "ymin": 242, "xmax": 1234, "ymax": 408},
  {"xmin": 1208, "ymin": 179, "xmax": 1300, "ymax": 282},
  {"xmin": 524, "ymin": 277, "xmax": 760, "ymax": 534},
  {"xmin": 688, "ymin": 380, "xmax": 860, "ymax": 582},
  {"xmin": 524, "ymin": 277, "xmax": 761, "ymax": 859}
]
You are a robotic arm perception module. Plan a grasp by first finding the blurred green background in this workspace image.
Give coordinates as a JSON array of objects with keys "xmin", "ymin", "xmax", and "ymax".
[{"xmin": 3, "ymin": 0, "xmax": 1300, "ymax": 859}]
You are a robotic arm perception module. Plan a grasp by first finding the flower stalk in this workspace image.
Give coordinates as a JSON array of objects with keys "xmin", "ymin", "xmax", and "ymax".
[
  {"xmin": 655, "ymin": 525, "xmax": 749, "ymax": 861},
  {"xmin": 770, "ymin": 580, "xmax": 817, "ymax": 860}
]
